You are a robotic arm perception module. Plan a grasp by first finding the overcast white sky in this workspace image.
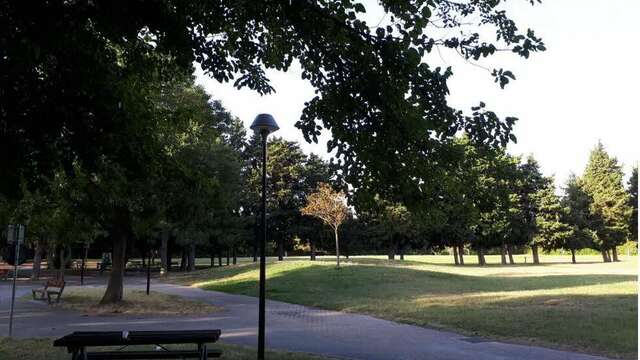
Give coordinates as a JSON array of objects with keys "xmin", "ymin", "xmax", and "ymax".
[{"xmin": 195, "ymin": 0, "xmax": 639, "ymax": 188}]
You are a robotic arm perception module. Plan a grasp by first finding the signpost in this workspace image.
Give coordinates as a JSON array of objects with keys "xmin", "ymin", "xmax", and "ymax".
[{"xmin": 7, "ymin": 224, "xmax": 25, "ymax": 337}]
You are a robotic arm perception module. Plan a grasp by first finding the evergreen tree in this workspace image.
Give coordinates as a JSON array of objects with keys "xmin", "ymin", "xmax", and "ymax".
[
  {"xmin": 534, "ymin": 179, "xmax": 573, "ymax": 257},
  {"xmin": 516, "ymin": 155, "xmax": 549, "ymax": 264},
  {"xmin": 561, "ymin": 175, "xmax": 595, "ymax": 263},
  {"xmin": 628, "ymin": 166, "xmax": 638, "ymax": 242},
  {"xmin": 581, "ymin": 142, "xmax": 632, "ymax": 262}
]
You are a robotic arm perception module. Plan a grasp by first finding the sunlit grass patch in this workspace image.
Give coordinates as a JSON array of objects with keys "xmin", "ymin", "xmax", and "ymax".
[{"xmin": 52, "ymin": 287, "xmax": 222, "ymax": 315}]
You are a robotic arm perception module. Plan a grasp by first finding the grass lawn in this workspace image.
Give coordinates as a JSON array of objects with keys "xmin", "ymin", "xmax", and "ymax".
[
  {"xmin": 47, "ymin": 287, "xmax": 221, "ymax": 315},
  {"xmin": 167, "ymin": 255, "xmax": 638, "ymax": 359},
  {"xmin": 0, "ymin": 338, "xmax": 332, "ymax": 360}
]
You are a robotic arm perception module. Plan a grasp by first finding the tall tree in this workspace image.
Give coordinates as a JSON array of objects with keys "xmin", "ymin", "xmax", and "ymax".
[
  {"xmin": 581, "ymin": 143, "xmax": 632, "ymax": 262},
  {"xmin": 628, "ymin": 166, "xmax": 638, "ymax": 242},
  {"xmin": 515, "ymin": 155, "xmax": 549, "ymax": 264},
  {"xmin": 561, "ymin": 175, "xmax": 596, "ymax": 263},
  {"xmin": 2, "ymin": 1, "xmax": 543, "ymax": 214},
  {"xmin": 302, "ymin": 183, "xmax": 348, "ymax": 267},
  {"xmin": 534, "ymin": 179, "xmax": 573, "ymax": 259}
]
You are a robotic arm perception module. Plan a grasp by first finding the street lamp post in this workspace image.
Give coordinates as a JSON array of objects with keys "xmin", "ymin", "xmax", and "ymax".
[{"xmin": 250, "ymin": 113, "xmax": 279, "ymax": 360}]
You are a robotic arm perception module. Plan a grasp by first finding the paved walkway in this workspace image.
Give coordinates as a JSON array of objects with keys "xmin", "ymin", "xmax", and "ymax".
[{"xmin": 0, "ymin": 276, "xmax": 610, "ymax": 360}]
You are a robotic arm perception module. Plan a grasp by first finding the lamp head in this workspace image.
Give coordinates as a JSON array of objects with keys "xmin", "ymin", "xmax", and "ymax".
[{"xmin": 250, "ymin": 113, "xmax": 279, "ymax": 135}]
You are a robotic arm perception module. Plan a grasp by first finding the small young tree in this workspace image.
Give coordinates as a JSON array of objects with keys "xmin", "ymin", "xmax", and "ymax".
[{"xmin": 301, "ymin": 183, "xmax": 348, "ymax": 267}]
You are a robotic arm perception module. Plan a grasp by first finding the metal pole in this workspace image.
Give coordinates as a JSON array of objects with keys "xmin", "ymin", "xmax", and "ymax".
[
  {"xmin": 81, "ymin": 245, "xmax": 88, "ymax": 286},
  {"xmin": 9, "ymin": 242, "xmax": 20, "ymax": 337},
  {"xmin": 258, "ymin": 131, "xmax": 267, "ymax": 360},
  {"xmin": 146, "ymin": 251, "xmax": 151, "ymax": 295}
]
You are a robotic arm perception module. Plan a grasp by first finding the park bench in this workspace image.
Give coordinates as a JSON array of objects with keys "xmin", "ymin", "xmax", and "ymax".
[
  {"xmin": 53, "ymin": 330, "xmax": 222, "ymax": 360},
  {"xmin": 32, "ymin": 279, "xmax": 66, "ymax": 304}
]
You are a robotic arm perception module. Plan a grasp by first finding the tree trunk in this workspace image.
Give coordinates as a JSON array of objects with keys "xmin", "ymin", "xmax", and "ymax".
[
  {"xmin": 500, "ymin": 244, "xmax": 507, "ymax": 265},
  {"xmin": 531, "ymin": 244, "xmax": 540, "ymax": 264},
  {"xmin": 188, "ymin": 243, "xmax": 196, "ymax": 272},
  {"xmin": 226, "ymin": 249, "xmax": 230, "ymax": 266},
  {"xmin": 160, "ymin": 231, "xmax": 169, "ymax": 275},
  {"xmin": 458, "ymin": 245, "xmax": 465, "ymax": 265},
  {"xmin": 399, "ymin": 245, "xmax": 404, "ymax": 261},
  {"xmin": 218, "ymin": 253, "xmax": 222, "ymax": 267},
  {"xmin": 507, "ymin": 245, "xmax": 515, "ymax": 264},
  {"xmin": 310, "ymin": 241, "xmax": 316, "ymax": 261},
  {"xmin": 601, "ymin": 249, "xmax": 611, "ymax": 262},
  {"xmin": 334, "ymin": 227, "xmax": 341, "ymax": 268},
  {"xmin": 477, "ymin": 248, "xmax": 486, "ymax": 266},
  {"xmin": 100, "ymin": 229, "xmax": 127, "ymax": 304},
  {"xmin": 58, "ymin": 247, "xmax": 65, "ymax": 281},
  {"xmin": 278, "ymin": 239, "xmax": 284, "ymax": 261},
  {"xmin": 232, "ymin": 246, "xmax": 237, "ymax": 265},
  {"xmin": 571, "ymin": 249, "xmax": 576, "ymax": 264},
  {"xmin": 210, "ymin": 254, "xmax": 215, "ymax": 267},
  {"xmin": 180, "ymin": 248, "xmax": 187, "ymax": 271},
  {"xmin": 47, "ymin": 244, "xmax": 56, "ymax": 270},
  {"xmin": 388, "ymin": 241, "xmax": 396, "ymax": 260},
  {"xmin": 253, "ymin": 215, "xmax": 259, "ymax": 262},
  {"xmin": 31, "ymin": 240, "xmax": 44, "ymax": 280},
  {"xmin": 612, "ymin": 246, "xmax": 619, "ymax": 262},
  {"xmin": 453, "ymin": 246, "xmax": 459, "ymax": 265}
]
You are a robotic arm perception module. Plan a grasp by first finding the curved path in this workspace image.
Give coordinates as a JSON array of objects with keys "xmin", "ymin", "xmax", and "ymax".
[{"xmin": 0, "ymin": 277, "xmax": 610, "ymax": 360}]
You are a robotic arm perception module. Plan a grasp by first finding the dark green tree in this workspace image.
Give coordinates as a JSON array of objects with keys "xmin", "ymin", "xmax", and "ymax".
[
  {"xmin": 628, "ymin": 166, "xmax": 638, "ymax": 242},
  {"xmin": 561, "ymin": 175, "xmax": 596, "ymax": 263},
  {"xmin": 2, "ymin": 0, "xmax": 544, "ymax": 213},
  {"xmin": 515, "ymin": 155, "xmax": 549, "ymax": 264},
  {"xmin": 533, "ymin": 179, "xmax": 573, "ymax": 258},
  {"xmin": 582, "ymin": 143, "xmax": 632, "ymax": 262}
]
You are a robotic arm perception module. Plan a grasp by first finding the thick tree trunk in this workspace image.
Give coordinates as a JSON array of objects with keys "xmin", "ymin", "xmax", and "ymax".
[
  {"xmin": 210, "ymin": 254, "xmax": 215, "ymax": 268},
  {"xmin": 500, "ymin": 244, "xmax": 507, "ymax": 265},
  {"xmin": 601, "ymin": 249, "xmax": 611, "ymax": 262},
  {"xmin": 531, "ymin": 245, "xmax": 540, "ymax": 264},
  {"xmin": 160, "ymin": 231, "xmax": 169, "ymax": 275},
  {"xmin": 399, "ymin": 245, "xmax": 404, "ymax": 261},
  {"xmin": 477, "ymin": 248, "xmax": 486, "ymax": 266},
  {"xmin": 188, "ymin": 243, "xmax": 196, "ymax": 272},
  {"xmin": 334, "ymin": 228, "xmax": 341, "ymax": 268},
  {"xmin": 278, "ymin": 239, "xmax": 284, "ymax": 261},
  {"xmin": 31, "ymin": 240, "xmax": 44, "ymax": 280},
  {"xmin": 458, "ymin": 245, "xmax": 465, "ymax": 265},
  {"xmin": 232, "ymin": 246, "xmax": 237, "ymax": 265},
  {"xmin": 180, "ymin": 248, "xmax": 187, "ymax": 271},
  {"xmin": 226, "ymin": 249, "xmax": 230, "ymax": 266},
  {"xmin": 453, "ymin": 246, "xmax": 460, "ymax": 265},
  {"xmin": 310, "ymin": 241, "xmax": 316, "ymax": 261},
  {"xmin": 100, "ymin": 230, "xmax": 127, "ymax": 304},
  {"xmin": 571, "ymin": 249, "xmax": 577, "ymax": 264},
  {"xmin": 218, "ymin": 253, "xmax": 222, "ymax": 267},
  {"xmin": 507, "ymin": 245, "xmax": 515, "ymax": 264},
  {"xmin": 612, "ymin": 246, "xmax": 619, "ymax": 262},
  {"xmin": 388, "ymin": 241, "xmax": 396, "ymax": 260}
]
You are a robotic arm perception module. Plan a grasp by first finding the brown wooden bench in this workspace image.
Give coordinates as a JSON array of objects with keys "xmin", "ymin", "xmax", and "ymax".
[{"xmin": 32, "ymin": 279, "xmax": 66, "ymax": 304}]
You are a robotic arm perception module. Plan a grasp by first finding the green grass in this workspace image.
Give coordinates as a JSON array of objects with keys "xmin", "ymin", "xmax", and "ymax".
[
  {"xmin": 51, "ymin": 287, "xmax": 222, "ymax": 315},
  {"xmin": 167, "ymin": 255, "xmax": 638, "ymax": 359},
  {"xmin": 0, "ymin": 338, "xmax": 332, "ymax": 360}
]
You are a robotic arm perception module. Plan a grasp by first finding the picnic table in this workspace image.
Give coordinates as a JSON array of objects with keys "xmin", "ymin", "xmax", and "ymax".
[{"xmin": 53, "ymin": 330, "xmax": 222, "ymax": 360}]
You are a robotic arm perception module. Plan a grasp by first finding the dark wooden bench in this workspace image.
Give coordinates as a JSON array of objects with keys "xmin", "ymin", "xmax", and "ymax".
[
  {"xmin": 32, "ymin": 279, "xmax": 66, "ymax": 304},
  {"xmin": 53, "ymin": 330, "xmax": 222, "ymax": 360}
]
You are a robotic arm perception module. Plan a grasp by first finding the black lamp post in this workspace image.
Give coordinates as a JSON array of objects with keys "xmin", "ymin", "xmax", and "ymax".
[{"xmin": 250, "ymin": 113, "xmax": 279, "ymax": 360}]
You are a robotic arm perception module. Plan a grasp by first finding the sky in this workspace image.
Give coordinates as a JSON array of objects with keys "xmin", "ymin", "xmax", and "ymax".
[{"xmin": 195, "ymin": 0, "xmax": 640, "ymax": 188}]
